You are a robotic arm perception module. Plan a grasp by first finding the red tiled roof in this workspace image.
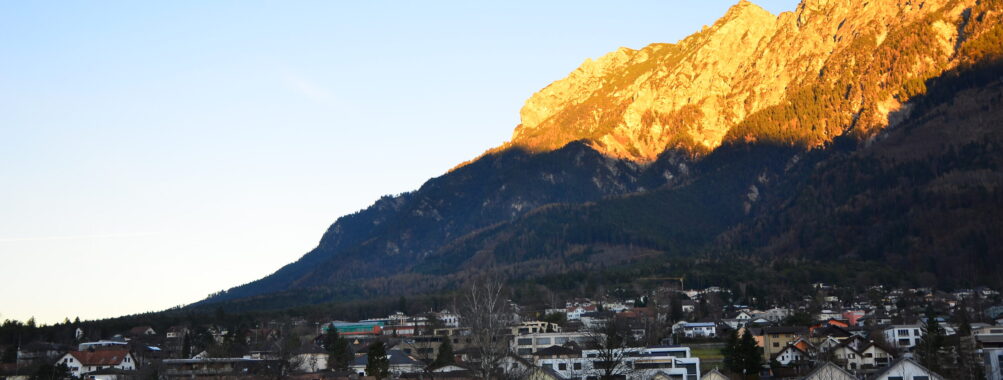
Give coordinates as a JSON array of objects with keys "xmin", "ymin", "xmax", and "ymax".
[{"xmin": 69, "ymin": 350, "xmax": 130, "ymax": 366}]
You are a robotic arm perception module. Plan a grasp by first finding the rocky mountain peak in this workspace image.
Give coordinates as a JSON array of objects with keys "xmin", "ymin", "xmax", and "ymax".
[{"xmin": 504, "ymin": 0, "xmax": 979, "ymax": 162}]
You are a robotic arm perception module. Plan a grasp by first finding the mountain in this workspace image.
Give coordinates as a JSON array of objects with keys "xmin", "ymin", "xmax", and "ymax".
[
  {"xmin": 506, "ymin": 0, "xmax": 982, "ymax": 160},
  {"xmin": 197, "ymin": 0, "xmax": 1003, "ymax": 311}
]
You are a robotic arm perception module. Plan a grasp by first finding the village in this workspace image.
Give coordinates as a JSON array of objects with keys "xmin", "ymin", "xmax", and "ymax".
[{"xmin": 2, "ymin": 282, "xmax": 1002, "ymax": 380}]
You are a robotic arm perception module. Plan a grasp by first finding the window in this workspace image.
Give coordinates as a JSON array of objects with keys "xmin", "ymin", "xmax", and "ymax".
[
  {"xmin": 898, "ymin": 329, "xmax": 910, "ymax": 336},
  {"xmin": 914, "ymin": 377, "xmax": 930, "ymax": 380},
  {"xmin": 555, "ymin": 337, "xmax": 569, "ymax": 344},
  {"xmin": 559, "ymin": 363, "xmax": 567, "ymax": 370},
  {"xmin": 898, "ymin": 339, "xmax": 910, "ymax": 346},
  {"xmin": 772, "ymin": 342, "xmax": 779, "ymax": 347},
  {"xmin": 517, "ymin": 348, "xmax": 532, "ymax": 355},
  {"xmin": 574, "ymin": 363, "xmax": 582, "ymax": 370},
  {"xmin": 537, "ymin": 338, "xmax": 551, "ymax": 345},
  {"xmin": 888, "ymin": 377, "xmax": 903, "ymax": 380},
  {"xmin": 517, "ymin": 338, "xmax": 532, "ymax": 345}
]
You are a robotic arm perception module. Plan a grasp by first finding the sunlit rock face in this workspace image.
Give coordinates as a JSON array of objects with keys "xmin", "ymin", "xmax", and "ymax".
[{"xmin": 508, "ymin": 0, "xmax": 976, "ymax": 162}]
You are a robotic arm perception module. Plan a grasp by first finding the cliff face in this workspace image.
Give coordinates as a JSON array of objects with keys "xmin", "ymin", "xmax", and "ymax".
[{"xmin": 510, "ymin": 0, "xmax": 976, "ymax": 161}]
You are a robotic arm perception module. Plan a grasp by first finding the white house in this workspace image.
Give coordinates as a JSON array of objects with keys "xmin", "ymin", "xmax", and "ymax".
[
  {"xmin": 678, "ymin": 322, "xmax": 717, "ymax": 338},
  {"xmin": 433, "ymin": 310, "xmax": 460, "ymax": 328},
  {"xmin": 883, "ymin": 325, "xmax": 923, "ymax": 349},
  {"xmin": 867, "ymin": 357, "xmax": 944, "ymax": 380},
  {"xmin": 772, "ymin": 344, "xmax": 809, "ymax": 366},
  {"xmin": 830, "ymin": 339, "xmax": 895, "ymax": 371},
  {"xmin": 57, "ymin": 350, "xmax": 136, "ymax": 379}
]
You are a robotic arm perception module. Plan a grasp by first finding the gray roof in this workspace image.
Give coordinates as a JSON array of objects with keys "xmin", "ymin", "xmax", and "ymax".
[
  {"xmin": 351, "ymin": 349, "xmax": 421, "ymax": 367},
  {"xmin": 865, "ymin": 358, "xmax": 944, "ymax": 380},
  {"xmin": 803, "ymin": 362, "xmax": 856, "ymax": 380}
]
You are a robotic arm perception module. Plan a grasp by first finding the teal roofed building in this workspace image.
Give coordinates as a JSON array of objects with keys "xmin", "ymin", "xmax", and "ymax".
[{"xmin": 324, "ymin": 321, "xmax": 384, "ymax": 336}]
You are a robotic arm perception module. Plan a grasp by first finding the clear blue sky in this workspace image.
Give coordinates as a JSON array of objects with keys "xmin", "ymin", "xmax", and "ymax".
[{"xmin": 0, "ymin": 0, "xmax": 798, "ymax": 324}]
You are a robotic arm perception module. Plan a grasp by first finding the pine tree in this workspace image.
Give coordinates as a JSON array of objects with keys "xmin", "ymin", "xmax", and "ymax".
[
  {"xmin": 738, "ymin": 329, "xmax": 763, "ymax": 378},
  {"xmin": 917, "ymin": 307, "xmax": 945, "ymax": 374},
  {"xmin": 181, "ymin": 333, "xmax": 191, "ymax": 359},
  {"xmin": 721, "ymin": 330, "xmax": 740, "ymax": 374},
  {"xmin": 323, "ymin": 329, "xmax": 352, "ymax": 370},
  {"xmin": 366, "ymin": 341, "xmax": 390, "ymax": 379},
  {"xmin": 433, "ymin": 338, "xmax": 455, "ymax": 367}
]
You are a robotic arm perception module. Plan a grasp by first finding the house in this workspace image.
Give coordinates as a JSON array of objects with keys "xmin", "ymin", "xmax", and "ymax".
[
  {"xmin": 161, "ymin": 357, "xmax": 283, "ymax": 378},
  {"xmin": 772, "ymin": 343, "xmax": 809, "ymax": 366},
  {"xmin": 57, "ymin": 350, "xmax": 136, "ymax": 379},
  {"xmin": 975, "ymin": 325, "xmax": 1003, "ymax": 336},
  {"xmin": 803, "ymin": 362, "xmax": 857, "ymax": 380},
  {"xmin": 127, "ymin": 326, "xmax": 156, "ymax": 337},
  {"xmin": 983, "ymin": 347, "xmax": 1003, "ymax": 380},
  {"xmin": 433, "ymin": 310, "xmax": 461, "ymax": 328},
  {"xmin": 882, "ymin": 325, "xmax": 923, "ymax": 349},
  {"xmin": 678, "ymin": 322, "xmax": 717, "ymax": 338},
  {"xmin": 164, "ymin": 326, "xmax": 187, "ymax": 339},
  {"xmin": 680, "ymin": 301, "xmax": 696, "ymax": 314},
  {"xmin": 864, "ymin": 357, "xmax": 944, "ymax": 380},
  {"xmin": 526, "ymin": 366, "xmax": 568, "ymax": 380},
  {"xmin": 842, "ymin": 310, "xmax": 866, "ymax": 326},
  {"xmin": 80, "ymin": 367, "xmax": 137, "ymax": 380},
  {"xmin": 565, "ymin": 304, "xmax": 598, "ymax": 321},
  {"xmin": 755, "ymin": 307, "xmax": 792, "ymax": 323},
  {"xmin": 700, "ymin": 368, "xmax": 729, "ymax": 380},
  {"xmin": 291, "ymin": 345, "xmax": 329, "ymax": 373},
  {"xmin": 580, "ymin": 312, "xmax": 615, "ymax": 331},
  {"xmin": 761, "ymin": 326, "xmax": 805, "ymax": 361},
  {"xmin": 830, "ymin": 337, "xmax": 895, "ymax": 371},
  {"xmin": 78, "ymin": 340, "xmax": 129, "ymax": 351},
  {"xmin": 326, "ymin": 321, "xmax": 383, "ymax": 336},
  {"xmin": 349, "ymin": 349, "xmax": 423, "ymax": 377}
]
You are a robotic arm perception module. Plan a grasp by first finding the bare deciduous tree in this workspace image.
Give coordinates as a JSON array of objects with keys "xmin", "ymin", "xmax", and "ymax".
[
  {"xmin": 585, "ymin": 320, "xmax": 636, "ymax": 380},
  {"xmin": 461, "ymin": 277, "xmax": 512, "ymax": 380}
]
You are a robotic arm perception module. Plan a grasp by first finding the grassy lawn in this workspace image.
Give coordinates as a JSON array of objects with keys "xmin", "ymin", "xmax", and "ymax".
[{"xmin": 690, "ymin": 346, "xmax": 725, "ymax": 360}]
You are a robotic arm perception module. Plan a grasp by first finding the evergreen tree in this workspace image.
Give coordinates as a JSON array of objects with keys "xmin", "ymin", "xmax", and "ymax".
[
  {"xmin": 670, "ymin": 295, "xmax": 683, "ymax": 323},
  {"xmin": 1, "ymin": 347, "xmax": 16, "ymax": 364},
  {"xmin": 181, "ymin": 332, "xmax": 191, "ymax": 359},
  {"xmin": 957, "ymin": 300, "xmax": 972, "ymax": 336},
  {"xmin": 721, "ymin": 330, "xmax": 739, "ymax": 373},
  {"xmin": 722, "ymin": 329, "xmax": 761, "ymax": 379},
  {"xmin": 432, "ymin": 338, "xmax": 455, "ymax": 367},
  {"xmin": 323, "ymin": 329, "xmax": 352, "ymax": 370},
  {"xmin": 917, "ymin": 307, "xmax": 945, "ymax": 374},
  {"xmin": 366, "ymin": 341, "xmax": 390, "ymax": 379},
  {"xmin": 30, "ymin": 362, "xmax": 69, "ymax": 380},
  {"xmin": 738, "ymin": 329, "xmax": 762, "ymax": 378}
]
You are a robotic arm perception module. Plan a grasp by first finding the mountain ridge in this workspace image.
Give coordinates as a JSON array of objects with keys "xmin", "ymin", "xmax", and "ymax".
[
  {"xmin": 195, "ymin": 0, "xmax": 1003, "ymax": 311},
  {"xmin": 505, "ymin": 0, "xmax": 977, "ymax": 161}
]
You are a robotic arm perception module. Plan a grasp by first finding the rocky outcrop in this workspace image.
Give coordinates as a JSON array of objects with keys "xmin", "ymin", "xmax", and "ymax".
[{"xmin": 508, "ymin": 0, "xmax": 977, "ymax": 161}]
